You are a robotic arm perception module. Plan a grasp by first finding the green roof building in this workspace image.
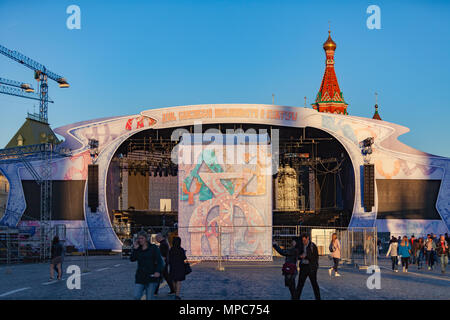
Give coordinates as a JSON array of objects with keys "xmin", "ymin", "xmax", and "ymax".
[{"xmin": 5, "ymin": 115, "xmax": 60, "ymax": 148}]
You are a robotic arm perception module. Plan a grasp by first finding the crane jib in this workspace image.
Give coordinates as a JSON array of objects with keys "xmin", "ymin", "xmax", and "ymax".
[{"xmin": 0, "ymin": 44, "xmax": 65, "ymax": 82}]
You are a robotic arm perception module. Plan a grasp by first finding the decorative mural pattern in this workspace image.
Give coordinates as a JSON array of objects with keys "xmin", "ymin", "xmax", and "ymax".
[
  {"xmin": 0, "ymin": 164, "xmax": 26, "ymax": 227},
  {"xmin": 178, "ymin": 144, "xmax": 272, "ymax": 261},
  {"xmin": 373, "ymin": 158, "xmax": 442, "ymax": 180},
  {"xmin": 434, "ymin": 160, "xmax": 450, "ymax": 232},
  {"xmin": 321, "ymin": 113, "xmax": 449, "ymax": 232}
]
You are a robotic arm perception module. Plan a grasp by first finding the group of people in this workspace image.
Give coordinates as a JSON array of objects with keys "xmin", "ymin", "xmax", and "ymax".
[
  {"xmin": 273, "ymin": 233, "xmax": 325, "ymax": 300},
  {"xmin": 49, "ymin": 232, "xmax": 190, "ymax": 300},
  {"xmin": 386, "ymin": 233, "xmax": 449, "ymax": 273},
  {"xmin": 130, "ymin": 231, "xmax": 189, "ymax": 300},
  {"xmin": 49, "ymin": 230, "xmax": 448, "ymax": 300}
]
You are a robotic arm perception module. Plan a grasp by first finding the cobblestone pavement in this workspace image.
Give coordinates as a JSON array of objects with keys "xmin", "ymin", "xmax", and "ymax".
[{"xmin": 0, "ymin": 255, "xmax": 448, "ymax": 300}]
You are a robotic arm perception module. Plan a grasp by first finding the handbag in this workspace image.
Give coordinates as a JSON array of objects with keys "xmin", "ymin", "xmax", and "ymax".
[
  {"xmin": 282, "ymin": 262, "xmax": 297, "ymax": 275},
  {"xmin": 184, "ymin": 262, "xmax": 192, "ymax": 275},
  {"xmin": 329, "ymin": 243, "xmax": 335, "ymax": 253}
]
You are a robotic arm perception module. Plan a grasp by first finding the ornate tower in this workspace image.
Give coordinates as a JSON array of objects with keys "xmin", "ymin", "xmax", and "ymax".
[
  {"xmin": 372, "ymin": 93, "xmax": 382, "ymax": 120},
  {"xmin": 312, "ymin": 30, "xmax": 348, "ymax": 114}
]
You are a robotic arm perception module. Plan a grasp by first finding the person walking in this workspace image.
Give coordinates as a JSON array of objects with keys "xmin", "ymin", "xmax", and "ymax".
[
  {"xmin": 398, "ymin": 236, "xmax": 411, "ymax": 273},
  {"xmin": 410, "ymin": 235, "xmax": 417, "ymax": 264},
  {"xmin": 295, "ymin": 234, "xmax": 321, "ymax": 300},
  {"xmin": 273, "ymin": 238, "xmax": 299, "ymax": 299},
  {"xmin": 50, "ymin": 236, "xmax": 63, "ymax": 280},
  {"xmin": 389, "ymin": 235, "xmax": 397, "ymax": 244},
  {"xmin": 169, "ymin": 237, "xmax": 188, "ymax": 300},
  {"xmin": 416, "ymin": 237, "xmax": 425, "ymax": 270},
  {"xmin": 386, "ymin": 238, "xmax": 399, "ymax": 272},
  {"xmin": 436, "ymin": 235, "xmax": 449, "ymax": 274},
  {"xmin": 130, "ymin": 231, "xmax": 164, "ymax": 300},
  {"xmin": 425, "ymin": 237, "xmax": 436, "ymax": 270},
  {"xmin": 431, "ymin": 233, "xmax": 439, "ymax": 266},
  {"xmin": 328, "ymin": 233, "xmax": 341, "ymax": 277},
  {"xmin": 154, "ymin": 233, "xmax": 175, "ymax": 296}
]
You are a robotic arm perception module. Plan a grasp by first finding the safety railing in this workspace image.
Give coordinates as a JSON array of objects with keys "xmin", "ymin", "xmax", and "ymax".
[{"xmin": 0, "ymin": 225, "xmax": 377, "ymax": 270}]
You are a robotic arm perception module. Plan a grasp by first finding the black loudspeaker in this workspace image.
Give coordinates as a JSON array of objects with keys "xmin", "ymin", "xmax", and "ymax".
[
  {"xmin": 363, "ymin": 164, "xmax": 375, "ymax": 211},
  {"xmin": 88, "ymin": 164, "xmax": 99, "ymax": 212}
]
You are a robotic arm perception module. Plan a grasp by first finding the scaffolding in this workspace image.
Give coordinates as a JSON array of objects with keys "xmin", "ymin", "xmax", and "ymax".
[{"xmin": 0, "ymin": 143, "xmax": 70, "ymax": 261}]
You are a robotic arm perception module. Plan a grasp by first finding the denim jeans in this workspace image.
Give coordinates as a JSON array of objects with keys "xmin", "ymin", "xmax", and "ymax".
[
  {"xmin": 426, "ymin": 251, "xmax": 434, "ymax": 268},
  {"xmin": 134, "ymin": 282, "xmax": 158, "ymax": 300},
  {"xmin": 332, "ymin": 258, "xmax": 340, "ymax": 272},
  {"xmin": 440, "ymin": 255, "xmax": 448, "ymax": 272},
  {"xmin": 391, "ymin": 256, "xmax": 398, "ymax": 271},
  {"xmin": 417, "ymin": 251, "xmax": 424, "ymax": 268}
]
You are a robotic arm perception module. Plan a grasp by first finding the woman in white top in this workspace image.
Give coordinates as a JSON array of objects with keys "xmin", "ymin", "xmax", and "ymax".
[
  {"xmin": 329, "ymin": 233, "xmax": 341, "ymax": 277},
  {"xmin": 386, "ymin": 238, "xmax": 399, "ymax": 272}
]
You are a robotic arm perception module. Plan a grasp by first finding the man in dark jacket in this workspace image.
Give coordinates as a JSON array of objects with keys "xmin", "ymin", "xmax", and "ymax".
[
  {"xmin": 130, "ymin": 231, "xmax": 164, "ymax": 300},
  {"xmin": 295, "ymin": 234, "xmax": 321, "ymax": 300},
  {"xmin": 154, "ymin": 233, "xmax": 175, "ymax": 295}
]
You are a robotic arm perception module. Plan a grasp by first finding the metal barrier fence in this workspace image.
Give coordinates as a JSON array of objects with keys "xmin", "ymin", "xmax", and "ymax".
[
  {"xmin": 0, "ymin": 225, "xmax": 377, "ymax": 269},
  {"xmin": 296, "ymin": 226, "xmax": 378, "ymax": 268}
]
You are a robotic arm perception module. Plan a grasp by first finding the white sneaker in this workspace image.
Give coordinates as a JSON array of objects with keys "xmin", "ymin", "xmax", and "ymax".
[
  {"xmin": 335, "ymin": 272, "xmax": 341, "ymax": 277},
  {"xmin": 394, "ymin": 270, "xmax": 398, "ymax": 272},
  {"xmin": 328, "ymin": 268, "xmax": 333, "ymax": 276},
  {"xmin": 405, "ymin": 269, "xmax": 408, "ymax": 273}
]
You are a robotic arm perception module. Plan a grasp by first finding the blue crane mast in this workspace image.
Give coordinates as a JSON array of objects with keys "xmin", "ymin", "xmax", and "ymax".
[{"xmin": 0, "ymin": 44, "xmax": 69, "ymax": 123}]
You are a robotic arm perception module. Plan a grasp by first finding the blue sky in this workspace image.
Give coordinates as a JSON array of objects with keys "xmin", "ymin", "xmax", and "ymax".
[{"xmin": 0, "ymin": 0, "xmax": 449, "ymax": 156}]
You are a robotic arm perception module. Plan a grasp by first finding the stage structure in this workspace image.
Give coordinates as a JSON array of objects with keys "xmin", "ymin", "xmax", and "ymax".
[
  {"xmin": 1, "ymin": 32, "xmax": 449, "ymax": 252},
  {"xmin": 177, "ymin": 133, "xmax": 273, "ymax": 261}
]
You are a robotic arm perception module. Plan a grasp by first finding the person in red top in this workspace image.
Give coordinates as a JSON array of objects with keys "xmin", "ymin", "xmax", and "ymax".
[{"xmin": 436, "ymin": 235, "xmax": 449, "ymax": 274}]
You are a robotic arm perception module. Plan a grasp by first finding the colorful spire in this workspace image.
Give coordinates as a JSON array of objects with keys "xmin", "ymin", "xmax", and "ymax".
[
  {"xmin": 372, "ymin": 92, "xmax": 382, "ymax": 120},
  {"xmin": 312, "ymin": 30, "xmax": 348, "ymax": 115}
]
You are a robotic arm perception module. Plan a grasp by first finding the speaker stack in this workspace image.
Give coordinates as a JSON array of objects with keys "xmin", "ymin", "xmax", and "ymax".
[
  {"xmin": 88, "ymin": 164, "xmax": 99, "ymax": 212},
  {"xmin": 363, "ymin": 163, "xmax": 375, "ymax": 212}
]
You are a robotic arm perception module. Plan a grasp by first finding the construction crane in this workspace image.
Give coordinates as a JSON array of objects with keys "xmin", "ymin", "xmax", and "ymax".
[
  {"xmin": 0, "ymin": 44, "xmax": 69, "ymax": 124},
  {"xmin": 0, "ymin": 77, "xmax": 35, "ymax": 92},
  {"xmin": 0, "ymin": 77, "xmax": 55, "ymax": 104},
  {"xmin": 0, "ymin": 44, "xmax": 69, "ymax": 261}
]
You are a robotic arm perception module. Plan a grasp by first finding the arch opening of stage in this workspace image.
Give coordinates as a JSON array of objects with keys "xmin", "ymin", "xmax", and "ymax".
[{"xmin": 105, "ymin": 123, "xmax": 355, "ymax": 243}]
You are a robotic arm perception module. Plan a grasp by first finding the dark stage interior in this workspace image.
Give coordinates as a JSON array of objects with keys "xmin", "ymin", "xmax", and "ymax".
[{"xmin": 106, "ymin": 124, "xmax": 355, "ymax": 231}]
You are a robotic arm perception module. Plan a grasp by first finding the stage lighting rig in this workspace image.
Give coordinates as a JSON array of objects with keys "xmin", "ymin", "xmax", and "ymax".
[
  {"xmin": 89, "ymin": 139, "xmax": 99, "ymax": 162},
  {"xmin": 359, "ymin": 137, "xmax": 374, "ymax": 163}
]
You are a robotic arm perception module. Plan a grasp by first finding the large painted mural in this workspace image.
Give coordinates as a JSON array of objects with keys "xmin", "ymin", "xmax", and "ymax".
[{"xmin": 177, "ymin": 138, "xmax": 273, "ymax": 261}]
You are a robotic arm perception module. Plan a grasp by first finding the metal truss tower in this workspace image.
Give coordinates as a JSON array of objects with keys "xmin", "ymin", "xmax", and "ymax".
[{"xmin": 0, "ymin": 144, "xmax": 70, "ymax": 260}]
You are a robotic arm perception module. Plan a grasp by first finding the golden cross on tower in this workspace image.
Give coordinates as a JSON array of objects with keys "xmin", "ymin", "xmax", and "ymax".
[
  {"xmin": 375, "ymin": 92, "xmax": 378, "ymax": 105},
  {"xmin": 304, "ymin": 96, "xmax": 307, "ymax": 107}
]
